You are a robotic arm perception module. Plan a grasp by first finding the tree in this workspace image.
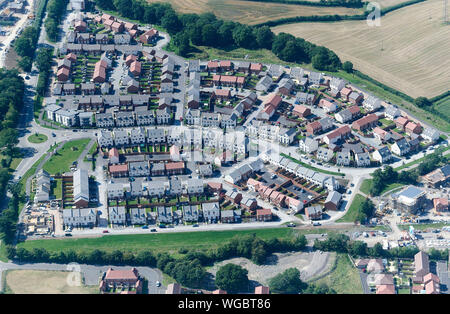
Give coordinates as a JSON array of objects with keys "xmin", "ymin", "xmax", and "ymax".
[
  {"xmin": 215, "ymin": 263, "xmax": 249, "ymax": 293},
  {"xmin": 254, "ymin": 26, "xmax": 274, "ymax": 49},
  {"xmin": 304, "ymin": 283, "xmax": 336, "ymax": 294},
  {"xmin": 349, "ymin": 241, "xmax": 368, "ymax": 257},
  {"xmin": 161, "ymin": 11, "xmax": 182, "ymax": 35},
  {"xmin": 342, "ymin": 61, "xmax": 353, "ymax": 73},
  {"xmin": 268, "ymin": 268, "xmax": 306, "ymax": 294},
  {"xmin": 18, "ymin": 56, "xmax": 33, "ymax": 72},
  {"xmin": 232, "ymin": 25, "xmax": 256, "ymax": 49},
  {"xmin": 414, "ymin": 97, "xmax": 432, "ymax": 108}
]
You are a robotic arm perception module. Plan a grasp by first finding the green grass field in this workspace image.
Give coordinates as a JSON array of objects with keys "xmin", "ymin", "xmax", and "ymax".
[
  {"xmin": 397, "ymin": 222, "xmax": 450, "ymax": 231},
  {"xmin": 17, "ymin": 228, "xmax": 312, "ymax": 256},
  {"xmin": 336, "ymin": 194, "xmax": 365, "ymax": 223},
  {"xmin": 27, "ymin": 133, "xmax": 48, "ymax": 144},
  {"xmin": 42, "ymin": 139, "xmax": 91, "ymax": 175},
  {"xmin": 360, "ymin": 178, "xmax": 405, "ymax": 196},
  {"xmin": 309, "ymin": 253, "xmax": 362, "ymax": 294}
]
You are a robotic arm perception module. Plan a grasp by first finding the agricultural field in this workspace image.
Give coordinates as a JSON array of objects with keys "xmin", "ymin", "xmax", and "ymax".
[
  {"xmin": 147, "ymin": 0, "xmax": 362, "ymax": 25},
  {"xmin": 2, "ymin": 270, "xmax": 98, "ymax": 294},
  {"xmin": 272, "ymin": 0, "xmax": 450, "ymax": 98}
]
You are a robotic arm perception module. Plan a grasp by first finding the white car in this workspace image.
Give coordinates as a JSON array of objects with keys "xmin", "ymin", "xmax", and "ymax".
[{"xmin": 155, "ymin": 281, "xmax": 161, "ymax": 287}]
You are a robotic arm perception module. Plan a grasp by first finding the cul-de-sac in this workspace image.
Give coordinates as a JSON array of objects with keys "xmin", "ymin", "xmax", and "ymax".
[{"xmin": 0, "ymin": 0, "xmax": 448, "ymax": 296}]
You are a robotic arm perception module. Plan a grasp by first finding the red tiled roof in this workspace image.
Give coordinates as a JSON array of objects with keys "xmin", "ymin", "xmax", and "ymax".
[
  {"xmin": 266, "ymin": 93, "xmax": 282, "ymax": 108},
  {"xmin": 376, "ymin": 284, "xmax": 395, "ymax": 294},
  {"xmin": 220, "ymin": 75, "xmax": 237, "ymax": 83},
  {"xmin": 250, "ymin": 63, "xmax": 263, "ymax": 71},
  {"xmin": 109, "ymin": 164, "xmax": 128, "ymax": 172},
  {"xmin": 352, "ymin": 113, "xmax": 378, "ymax": 128},
  {"xmin": 109, "ymin": 148, "xmax": 119, "ymax": 158},
  {"xmin": 165, "ymin": 162, "xmax": 185, "ymax": 170},
  {"xmin": 257, "ymin": 209, "xmax": 272, "ymax": 216},
  {"xmin": 104, "ymin": 268, "xmax": 139, "ymax": 280},
  {"xmin": 208, "ymin": 61, "xmax": 219, "ymax": 68},
  {"xmin": 220, "ymin": 60, "xmax": 231, "ymax": 67},
  {"xmin": 214, "ymin": 89, "xmax": 231, "ymax": 97}
]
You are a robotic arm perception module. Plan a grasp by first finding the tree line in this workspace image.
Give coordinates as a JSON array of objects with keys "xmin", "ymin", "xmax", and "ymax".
[
  {"xmin": 370, "ymin": 148, "xmax": 448, "ymax": 197},
  {"xmin": 6, "ymin": 233, "xmax": 307, "ymax": 289},
  {"xmin": 45, "ymin": 0, "xmax": 69, "ymax": 42},
  {"xmin": 239, "ymin": 0, "xmax": 363, "ymax": 8},
  {"xmin": 313, "ymin": 233, "xmax": 449, "ymax": 260},
  {"xmin": 215, "ymin": 263, "xmax": 336, "ymax": 294},
  {"xmin": 93, "ymin": 0, "xmax": 343, "ymax": 72},
  {"xmin": 14, "ymin": 0, "xmax": 48, "ymax": 72}
]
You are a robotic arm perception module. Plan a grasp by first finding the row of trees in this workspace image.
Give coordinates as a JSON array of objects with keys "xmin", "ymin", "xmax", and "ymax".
[
  {"xmin": 239, "ymin": 0, "xmax": 363, "ymax": 8},
  {"xmin": 0, "ymin": 69, "xmax": 25, "ymax": 204},
  {"xmin": 14, "ymin": 0, "xmax": 48, "ymax": 71},
  {"xmin": 370, "ymin": 166, "xmax": 418, "ymax": 196},
  {"xmin": 313, "ymin": 233, "xmax": 449, "ymax": 260},
  {"xmin": 93, "ymin": 0, "xmax": 343, "ymax": 72},
  {"xmin": 7, "ymin": 233, "xmax": 307, "ymax": 288},
  {"xmin": 370, "ymin": 148, "xmax": 448, "ymax": 197},
  {"xmin": 45, "ymin": 0, "xmax": 69, "ymax": 42},
  {"xmin": 35, "ymin": 48, "xmax": 54, "ymax": 97},
  {"xmin": 354, "ymin": 198, "xmax": 375, "ymax": 224},
  {"xmin": 215, "ymin": 264, "xmax": 336, "ymax": 294}
]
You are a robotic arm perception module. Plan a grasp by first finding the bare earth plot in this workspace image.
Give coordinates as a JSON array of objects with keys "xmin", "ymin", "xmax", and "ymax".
[
  {"xmin": 147, "ymin": 0, "xmax": 361, "ymax": 25},
  {"xmin": 3, "ymin": 270, "xmax": 98, "ymax": 294},
  {"xmin": 207, "ymin": 251, "xmax": 335, "ymax": 286},
  {"xmin": 272, "ymin": 0, "xmax": 450, "ymax": 98}
]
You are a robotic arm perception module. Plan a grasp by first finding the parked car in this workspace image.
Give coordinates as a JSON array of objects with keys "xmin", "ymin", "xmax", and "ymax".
[
  {"xmin": 142, "ymin": 225, "xmax": 148, "ymax": 229},
  {"xmin": 156, "ymin": 281, "xmax": 161, "ymax": 287},
  {"xmin": 150, "ymin": 229, "xmax": 157, "ymax": 232},
  {"xmin": 102, "ymin": 230, "xmax": 109, "ymax": 233},
  {"xmin": 192, "ymin": 224, "xmax": 199, "ymax": 227}
]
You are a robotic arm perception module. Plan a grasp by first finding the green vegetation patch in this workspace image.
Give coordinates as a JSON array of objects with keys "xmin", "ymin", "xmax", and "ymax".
[
  {"xmin": 27, "ymin": 133, "xmax": 48, "ymax": 144},
  {"xmin": 16, "ymin": 227, "xmax": 320, "ymax": 255},
  {"xmin": 42, "ymin": 139, "xmax": 91, "ymax": 175},
  {"xmin": 309, "ymin": 253, "xmax": 362, "ymax": 294},
  {"xmin": 336, "ymin": 194, "xmax": 365, "ymax": 223}
]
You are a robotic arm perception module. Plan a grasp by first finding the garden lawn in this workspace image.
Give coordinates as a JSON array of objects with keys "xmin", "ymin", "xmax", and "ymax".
[
  {"xmin": 42, "ymin": 139, "xmax": 91, "ymax": 175},
  {"xmin": 336, "ymin": 194, "xmax": 366, "ymax": 223}
]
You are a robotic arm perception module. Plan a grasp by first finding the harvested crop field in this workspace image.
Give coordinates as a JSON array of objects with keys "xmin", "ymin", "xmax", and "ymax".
[
  {"xmin": 3, "ymin": 270, "xmax": 98, "ymax": 294},
  {"xmin": 208, "ymin": 251, "xmax": 335, "ymax": 285},
  {"xmin": 273, "ymin": 0, "xmax": 450, "ymax": 98},
  {"xmin": 147, "ymin": 0, "xmax": 361, "ymax": 25}
]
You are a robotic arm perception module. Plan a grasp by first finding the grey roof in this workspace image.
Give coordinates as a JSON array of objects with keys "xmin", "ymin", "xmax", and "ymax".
[
  {"xmin": 325, "ymin": 191, "xmax": 342, "ymax": 205},
  {"xmin": 398, "ymin": 186, "xmax": 425, "ymax": 199}
]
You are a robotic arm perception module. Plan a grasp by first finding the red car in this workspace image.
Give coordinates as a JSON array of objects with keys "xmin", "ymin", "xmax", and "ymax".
[{"xmin": 102, "ymin": 230, "xmax": 109, "ymax": 233}]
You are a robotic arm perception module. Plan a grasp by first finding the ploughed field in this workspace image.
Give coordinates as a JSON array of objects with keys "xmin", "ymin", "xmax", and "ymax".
[
  {"xmin": 272, "ymin": 0, "xmax": 450, "ymax": 98},
  {"xmin": 146, "ymin": 0, "xmax": 362, "ymax": 25}
]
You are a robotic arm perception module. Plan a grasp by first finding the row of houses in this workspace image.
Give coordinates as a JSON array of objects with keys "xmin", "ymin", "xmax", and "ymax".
[
  {"xmin": 97, "ymin": 127, "xmax": 248, "ymax": 155},
  {"xmin": 261, "ymin": 150, "xmax": 340, "ymax": 192},
  {"xmin": 246, "ymin": 120, "xmax": 297, "ymax": 146},
  {"xmin": 107, "ymin": 177, "xmax": 203, "ymax": 199}
]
